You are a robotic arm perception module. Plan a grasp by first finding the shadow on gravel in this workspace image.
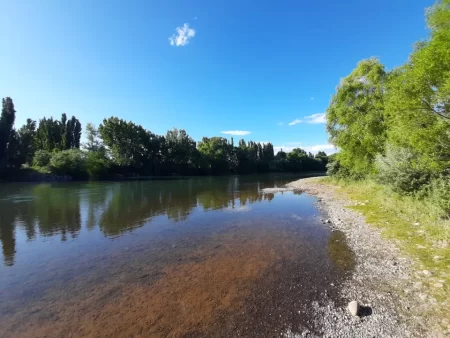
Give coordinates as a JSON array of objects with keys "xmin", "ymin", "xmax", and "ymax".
[{"xmin": 359, "ymin": 305, "xmax": 373, "ymax": 317}]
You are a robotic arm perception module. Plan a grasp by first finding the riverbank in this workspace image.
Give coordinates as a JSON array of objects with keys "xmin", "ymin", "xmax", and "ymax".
[{"xmin": 285, "ymin": 177, "xmax": 449, "ymax": 338}]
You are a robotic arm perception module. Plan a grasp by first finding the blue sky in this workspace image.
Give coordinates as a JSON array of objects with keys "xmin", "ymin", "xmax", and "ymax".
[{"xmin": 0, "ymin": 0, "xmax": 434, "ymax": 154}]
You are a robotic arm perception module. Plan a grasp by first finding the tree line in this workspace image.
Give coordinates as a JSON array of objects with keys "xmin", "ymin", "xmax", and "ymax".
[
  {"xmin": 326, "ymin": 0, "xmax": 450, "ymax": 211},
  {"xmin": 0, "ymin": 101, "xmax": 328, "ymax": 179}
]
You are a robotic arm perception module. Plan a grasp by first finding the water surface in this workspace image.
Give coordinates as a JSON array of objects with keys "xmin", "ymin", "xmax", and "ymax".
[{"xmin": 0, "ymin": 175, "xmax": 355, "ymax": 337}]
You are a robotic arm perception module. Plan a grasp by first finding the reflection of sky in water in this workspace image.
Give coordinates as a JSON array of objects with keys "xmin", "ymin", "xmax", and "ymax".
[{"xmin": 0, "ymin": 175, "xmax": 355, "ymax": 337}]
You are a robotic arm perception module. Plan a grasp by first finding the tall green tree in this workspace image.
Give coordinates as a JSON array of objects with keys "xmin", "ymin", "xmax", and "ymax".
[
  {"xmin": 326, "ymin": 58, "xmax": 387, "ymax": 177},
  {"xmin": 16, "ymin": 119, "xmax": 37, "ymax": 165},
  {"xmin": 0, "ymin": 97, "xmax": 16, "ymax": 168},
  {"xmin": 98, "ymin": 117, "xmax": 162, "ymax": 173},
  {"xmin": 197, "ymin": 137, "xmax": 231, "ymax": 174},
  {"xmin": 165, "ymin": 128, "xmax": 198, "ymax": 174},
  {"xmin": 65, "ymin": 116, "xmax": 82, "ymax": 149},
  {"xmin": 385, "ymin": 0, "xmax": 450, "ymax": 173},
  {"xmin": 35, "ymin": 117, "xmax": 63, "ymax": 151}
]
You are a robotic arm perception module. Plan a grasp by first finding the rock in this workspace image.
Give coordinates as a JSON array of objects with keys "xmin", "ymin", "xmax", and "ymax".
[
  {"xmin": 422, "ymin": 270, "xmax": 432, "ymax": 276},
  {"xmin": 325, "ymin": 219, "xmax": 331, "ymax": 224},
  {"xmin": 348, "ymin": 301, "xmax": 360, "ymax": 316},
  {"xmin": 413, "ymin": 222, "xmax": 420, "ymax": 226}
]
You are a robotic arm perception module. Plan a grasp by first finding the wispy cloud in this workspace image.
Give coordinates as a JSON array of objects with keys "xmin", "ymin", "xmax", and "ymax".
[
  {"xmin": 221, "ymin": 130, "xmax": 251, "ymax": 136},
  {"xmin": 310, "ymin": 97, "xmax": 315, "ymax": 100},
  {"xmin": 304, "ymin": 113, "xmax": 326, "ymax": 124},
  {"xmin": 169, "ymin": 23, "xmax": 195, "ymax": 47},
  {"xmin": 288, "ymin": 119, "xmax": 303, "ymax": 126},
  {"xmin": 277, "ymin": 122, "xmax": 284, "ymax": 126}
]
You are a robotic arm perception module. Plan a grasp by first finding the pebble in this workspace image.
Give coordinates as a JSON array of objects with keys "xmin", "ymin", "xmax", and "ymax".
[
  {"xmin": 348, "ymin": 301, "xmax": 360, "ymax": 316},
  {"xmin": 422, "ymin": 270, "xmax": 432, "ymax": 276}
]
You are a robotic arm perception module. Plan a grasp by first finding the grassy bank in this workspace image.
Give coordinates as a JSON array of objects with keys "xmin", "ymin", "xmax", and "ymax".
[{"xmin": 320, "ymin": 178, "xmax": 450, "ymax": 329}]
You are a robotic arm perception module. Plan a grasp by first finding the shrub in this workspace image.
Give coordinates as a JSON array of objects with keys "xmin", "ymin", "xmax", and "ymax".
[
  {"xmin": 49, "ymin": 149, "xmax": 87, "ymax": 179},
  {"xmin": 426, "ymin": 177, "xmax": 450, "ymax": 215},
  {"xmin": 326, "ymin": 158, "xmax": 351, "ymax": 178},
  {"xmin": 33, "ymin": 150, "xmax": 52, "ymax": 167},
  {"xmin": 85, "ymin": 151, "xmax": 110, "ymax": 179},
  {"xmin": 375, "ymin": 145, "xmax": 431, "ymax": 194}
]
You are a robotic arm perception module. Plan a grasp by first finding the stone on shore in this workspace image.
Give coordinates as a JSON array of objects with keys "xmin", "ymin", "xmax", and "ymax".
[{"xmin": 348, "ymin": 301, "xmax": 360, "ymax": 316}]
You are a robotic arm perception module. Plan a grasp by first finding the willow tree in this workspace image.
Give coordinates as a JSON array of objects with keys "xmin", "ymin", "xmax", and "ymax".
[
  {"xmin": 385, "ymin": 0, "xmax": 450, "ymax": 173},
  {"xmin": 326, "ymin": 58, "xmax": 387, "ymax": 177}
]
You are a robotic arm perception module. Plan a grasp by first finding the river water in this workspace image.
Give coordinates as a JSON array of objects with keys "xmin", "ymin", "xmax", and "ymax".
[{"xmin": 0, "ymin": 175, "xmax": 355, "ymax": 337}]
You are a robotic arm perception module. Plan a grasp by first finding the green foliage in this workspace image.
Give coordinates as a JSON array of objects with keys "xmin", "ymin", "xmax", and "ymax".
[
  {"xmin": 327, "ymin": 0, "xmax": 450, "ymax": 198},
  {"xmin": 0, "ymin": 97, "xmax": 16, "ymax": 169},
  {"xmin": 85, "ymin": 151, "xmax": 110, "ymax": 179},
  {"xmin": 98, "ymin": 117, "xmax": 162, "ymax": 174},
  {"xmin": 2, "ymin": 106, "xmax": 328, "ymax": 179},
  {"xmin": 375, "ymin": 145, "xmax": 432, "ymax": 194},
  {"xmin": 164, "ymin": 128, "xmax": 198, "ymax": 174},
  {"xmin": 424, "ymin": 176, "xmax": 450, "ymax": 215},
  {"xmin": 33, "ymin": 150, "xmax": 52, "ymax": 167},
  {"xmin": 49, "ymin": 149, "xmax": 87, "ymax": 179},
  {"xmin": 197, "ymin": 137, "xmax": 231, "ymax": 174},
  {"xmin": 384, "ymin": 1, "xmax": 450, "ymax": 174},
  {"xmin": 35, "ymin": 117, "xmax": 63, "ymax": 151},
  {"xmin": 83, "ymin": 123, "xmax": 104, "ymax": 152},
  {"xmin": 327, "ymin": 58, "xmax": 387, "ymax": 177}
]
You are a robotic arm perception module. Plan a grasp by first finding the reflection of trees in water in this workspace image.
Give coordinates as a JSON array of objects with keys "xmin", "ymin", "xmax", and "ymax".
[
  {"xmin": 0, "ymin": 175, "xmax": 297, "ymax": 265},
  {"xmin": 0, "ymin": 205, "xmax": 16, "ymax": 266},
  {"xmin": 31, "ymin": 185, "xmax": 82, "ymax": 241},
  {"xmin": 99, "ymin": 180, "xmax": 199, "ymax": 235}
]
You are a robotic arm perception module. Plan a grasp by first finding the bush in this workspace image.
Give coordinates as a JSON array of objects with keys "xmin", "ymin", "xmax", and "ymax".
[
  {"xmin": 375, "ymin": 145, "xmax": 431, "ymax": 194},
  {"xmin": 33, "ymin": 150, "xmax": 52, "ymax": 167},
  {"xmin": 85, "ymin": 151, "xmax": 110, "ymax": 179},
  {"xmin": 326, "ymin": 158, "xmax": 351, "ymax": 178},
  {"xmin": 426, "ymin": 177, "xmax": 450, "ymax": 215},
  {"xmin": 49, "ymin": 149, "xmax": 87, "ymax": 179}
]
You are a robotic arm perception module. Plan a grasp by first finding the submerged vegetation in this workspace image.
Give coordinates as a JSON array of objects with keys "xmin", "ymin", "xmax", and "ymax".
[{"xmin": 0, "ymin": 104, "xmax": 328, "ymax": 180}]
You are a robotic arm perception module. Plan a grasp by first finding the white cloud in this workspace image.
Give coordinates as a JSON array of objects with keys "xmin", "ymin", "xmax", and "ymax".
[
  {"xmin": 225, "ymin": 205, "xmax": 251, "ymax": 213},
  {"xmin": 221, "ymin": 130, "xmax": 251, "ymax": 136},
  {"xmin": 304, "ymin": 113, "xmax": 326, "ymax": 124},
  {"xmin": 303, "ymin": 144, "xmax": 336, "ymax": 153},
  {"xmin": 310, "ymin": 97, "xmax": 314, "ymax": 100},
  {"xmin": 273, "ymin": 143, "xmax": 337, "ymax": 155},
  {"xmin": 169, "ymin": 23, "xmax": 196, "ymax": 47},
  {"xmin": 288, "ymin": 119, "xmax": 303, "ymax": 126}
]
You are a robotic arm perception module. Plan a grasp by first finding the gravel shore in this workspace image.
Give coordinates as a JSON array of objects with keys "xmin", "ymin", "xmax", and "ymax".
[{"xmin": 284, "ymin": 177, "xmax": 444, "ymax": 338}]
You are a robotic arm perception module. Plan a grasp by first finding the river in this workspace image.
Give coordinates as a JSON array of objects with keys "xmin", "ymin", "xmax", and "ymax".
[{"xmin": 0, "ymin": 175, "xmax": 355, "ymax": 337}]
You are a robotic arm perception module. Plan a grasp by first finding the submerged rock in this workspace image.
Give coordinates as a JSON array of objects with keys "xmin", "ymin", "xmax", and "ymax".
[{"xmin": 348, "ymin": 301, "xmax": 360, "ymax": 316}]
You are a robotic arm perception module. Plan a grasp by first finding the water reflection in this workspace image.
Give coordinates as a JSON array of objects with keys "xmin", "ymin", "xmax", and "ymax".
[
  {"xmin": 327, "ymin": 230, "xmax": 356, "ymax": 272},
  {"xmin": 0, "ymin": 175, "xmax": 297, "ymax": 266}
]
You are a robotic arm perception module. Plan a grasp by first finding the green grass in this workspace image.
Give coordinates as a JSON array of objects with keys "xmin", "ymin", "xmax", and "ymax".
[{"xmin": 320, "ymin": 178, "xmax": 450, "ymax": 331}]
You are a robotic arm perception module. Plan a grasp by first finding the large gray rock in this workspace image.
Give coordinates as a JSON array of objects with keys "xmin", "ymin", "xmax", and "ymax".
[{"xmin": 348, "ymin": 301, "xmax": 360, "ymax": 316}]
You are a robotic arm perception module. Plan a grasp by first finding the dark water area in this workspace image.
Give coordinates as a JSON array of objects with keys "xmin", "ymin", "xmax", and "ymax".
[{"xmin": 0, "ymin": 175, "xmax": 355, "ymax": 337}]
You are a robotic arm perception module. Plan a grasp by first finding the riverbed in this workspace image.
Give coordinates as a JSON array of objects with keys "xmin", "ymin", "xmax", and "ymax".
[{"xmin": 0, "ymin": 175, "xmax": 355, "ymax": 337}]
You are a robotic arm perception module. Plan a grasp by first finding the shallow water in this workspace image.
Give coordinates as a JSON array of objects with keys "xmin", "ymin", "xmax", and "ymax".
[{"xmin": 0, "ymin": 175, "xmax": 355, "ymax": 337}]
